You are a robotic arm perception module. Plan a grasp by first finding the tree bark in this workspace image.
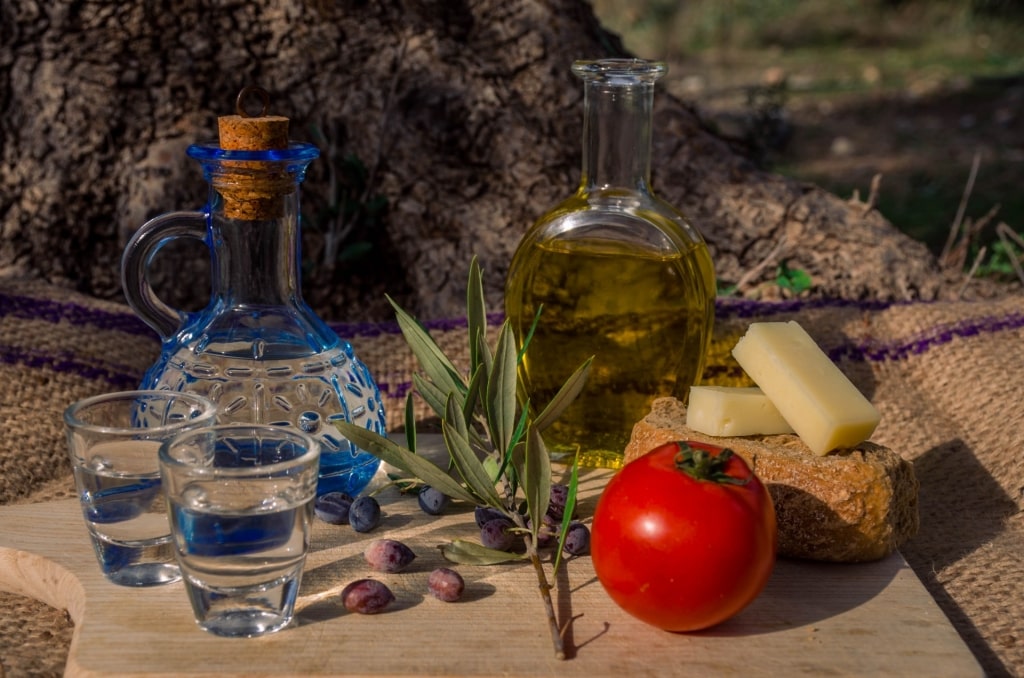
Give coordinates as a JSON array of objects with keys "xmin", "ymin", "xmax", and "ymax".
[{"xmin": 1, "ymin": 0, "xmax": 953, "ymax": 323}]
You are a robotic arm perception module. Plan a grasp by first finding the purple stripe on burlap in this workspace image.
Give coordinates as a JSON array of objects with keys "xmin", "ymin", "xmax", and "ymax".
[
  {"xmin": 715, "ymin": 296, "xmax": 897, "ymax": 318},
  {"xmin": 0, "ymin": 344, "xmax": 143, "ymax": 391},
  {"xmin": 0, "ymin": 291, "xmax": 901, "ymax": 336},
  {"xmin": 3, "ymin": 291, "xmax": 1021, "ymax": 398},
  {"xmin": 715, "ymin": 297, "xmax": 1024, "ymax": 362},
  {"xmin": 827, "ymin": 310, "xmax": 1024, "ymax": 363},
  {"xmin": 0, "ymin": 292, "xmax": 506, "ymax": 338},
  {"xmin": 0, "ymin": 293, "xmax": 155, "ymax": 336}
]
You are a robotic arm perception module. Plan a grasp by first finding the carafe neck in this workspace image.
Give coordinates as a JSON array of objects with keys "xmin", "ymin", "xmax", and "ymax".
[
  {"xmin": 188, "ymin": 144, "xmax": 319, "ymax": 309},
  {"xmin": 210, "ymin": 203, "xmax": 302, "ymax": 308},
  {"xmin": 573, "ymin": 59, "xmax": 665, "ymax": 195}
]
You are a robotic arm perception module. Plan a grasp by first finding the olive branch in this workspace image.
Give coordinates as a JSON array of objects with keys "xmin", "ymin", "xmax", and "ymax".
[{"xmin": 333, "ymin": 257, "xmax": 591, "ymax": 660}]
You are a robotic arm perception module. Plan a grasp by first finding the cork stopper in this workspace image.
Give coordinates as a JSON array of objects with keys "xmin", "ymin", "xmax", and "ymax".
[
  {"xmin": 218, "ymin": 86, "xmax": 290, "ymax": 151},
  {"xmin": 214, "ymin": 86, "xmax": 294, "ymax": 220}
]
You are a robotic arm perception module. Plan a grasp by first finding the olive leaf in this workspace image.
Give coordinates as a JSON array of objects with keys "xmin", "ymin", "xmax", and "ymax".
[
  {"xmin": 462, "ymin": 366, "xmax": 485, "ymax": 433},
  {"xmin": 523, "ymin": 425, "xmax": 551, "ymax": 542},
  {"xmin": 482, "ymin": 455, "xmax": 501, "ymax": 481},
  {"xmin": 516, "ymin": 303, "xmax": 543, "ymax": 364},
  {"xmin": 533, "ymin": 356, "xmax": 593, "ymax": 432},
  {"xmin": 467, "ymin": 256, "xmax": 488, "ymax": 371},
  {"xmin": 412, "ymin": 373, "xmax": 448, "ymax": 417},
  {"xmin": 442, "ymin": 395, "xmax": 503, "ymax": 508},
  {"xmin": 403, "ymin": 392, "xmax": 417, "ymax": 454},
  {"xmin": 475, "ymin": 326, "xmax": 493, "ymax": 383},
  {"xmin": 444, "ymin": 391, "xmax": 470, "ymax": 441},
  {"xmin": 486, "ymin": 321, "xmax": 519, "ymax": 458},
  {"xmin": 552, "ymin": 456, "xmax": 580, "ymax": 575},
  {"xmin": 495, "ymin": 400, "xmax": 530, "ymax": 485},
  {"xmin": 332, "ymin": 422, "xmax": 478, "ymax": 505},
  {"xmin": 388, "ymin": 294, "xmax": 466, "ymax": 400},
  {"xmin": 440, "ymin": 539, "xmax": 527, "ymax": 565}
]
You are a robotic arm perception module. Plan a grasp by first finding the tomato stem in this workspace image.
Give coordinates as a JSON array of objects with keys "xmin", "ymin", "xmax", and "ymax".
[{"xmin": 673, "ymin": 442, "xmax": 749, "ymax": 485}]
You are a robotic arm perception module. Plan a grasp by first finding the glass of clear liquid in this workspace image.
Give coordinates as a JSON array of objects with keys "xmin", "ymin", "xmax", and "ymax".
[
  {"xmin": 63, "ymin": 390, "xmax": 218, "ymax": 586},
  {"xmin": 159, "ymin": 424, "xmax": 320, "ymax": 638}
]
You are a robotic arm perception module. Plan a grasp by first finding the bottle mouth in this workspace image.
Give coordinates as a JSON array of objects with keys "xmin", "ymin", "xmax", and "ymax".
[
  {"xmin": 572, "ymin": 58, "xmax": 667, "ymax": 84},
  {"xmin": 187, "ymin": 142, "xmax": 320, "ymax": 164}
]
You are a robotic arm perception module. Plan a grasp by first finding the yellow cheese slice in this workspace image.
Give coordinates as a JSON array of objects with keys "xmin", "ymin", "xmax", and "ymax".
[
  {"xmin": 731, "ymin": 321, "xmax": 880, "ymax": 455},
  {"xmin": 686, "ymin": 386, "xmax": 795, "ymax": 437}
]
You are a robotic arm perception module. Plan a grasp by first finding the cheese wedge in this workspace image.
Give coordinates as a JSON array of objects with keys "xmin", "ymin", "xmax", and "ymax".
[
  {"xmin": 686, "ymin": 386, "xmax": 794, "ymax": 437},
  {"xmin": 731, "ymin": 321, "xmax": 880, "ymax": 455}
]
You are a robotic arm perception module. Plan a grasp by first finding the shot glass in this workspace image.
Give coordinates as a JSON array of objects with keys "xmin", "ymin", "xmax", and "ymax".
[
  {"xmin": 63, "ymin": 390, "xmax": 218, "ymax": 587},
  {"xmin": 159, "ymin": 424, "xmax": 320, "ymax": 638}
]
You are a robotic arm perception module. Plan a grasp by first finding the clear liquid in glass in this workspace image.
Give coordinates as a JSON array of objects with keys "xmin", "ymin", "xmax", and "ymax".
[{"xmin": 75, "ymin": 440, "xmax": 180, "ymax": 586}]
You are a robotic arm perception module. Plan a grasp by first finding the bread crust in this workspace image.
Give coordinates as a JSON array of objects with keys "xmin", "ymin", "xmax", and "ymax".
[{"xmin": 624, "ymin": 397, "xmax": 919, "ymax": 562}]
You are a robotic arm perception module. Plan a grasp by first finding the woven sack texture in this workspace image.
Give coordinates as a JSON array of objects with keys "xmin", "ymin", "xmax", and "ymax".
[{"xmin": 1, "ymin": 278, "xmax": 1021, "ymax": 677}]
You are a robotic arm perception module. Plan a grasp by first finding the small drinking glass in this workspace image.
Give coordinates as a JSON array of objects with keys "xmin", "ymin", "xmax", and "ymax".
[
  {"xmin": 159, "ymin": 424, "xmax": 320, "ymax": 638},
  {"xmin": 63, "ymin": 390, "xmax": 218, "ymax": 587}
]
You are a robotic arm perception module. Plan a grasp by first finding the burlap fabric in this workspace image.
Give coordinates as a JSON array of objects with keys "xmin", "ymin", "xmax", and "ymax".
[{"xmin": 1, "ymin": 277, "xmax": 1021, "ymax": 677}]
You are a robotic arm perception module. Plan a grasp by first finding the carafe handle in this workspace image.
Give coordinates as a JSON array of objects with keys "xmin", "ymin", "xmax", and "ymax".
[{"xmin": 120, "ymin": 211, "xmax": 209, "ymax": 341}]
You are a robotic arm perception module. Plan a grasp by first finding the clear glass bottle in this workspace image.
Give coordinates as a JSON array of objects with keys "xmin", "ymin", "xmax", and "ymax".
[
  {"xmin": 505, "ymin": 59, "xmax": 715, "ymax": 468},
  {"xmin": 121, "ymin": 90, "xmax": 386, "ymax": 496}
]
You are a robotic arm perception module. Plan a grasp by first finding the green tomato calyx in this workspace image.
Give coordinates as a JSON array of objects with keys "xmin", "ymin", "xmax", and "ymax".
[{"xmin": 673, "ymin": 441, "xmax": 749, "ymax": 485}]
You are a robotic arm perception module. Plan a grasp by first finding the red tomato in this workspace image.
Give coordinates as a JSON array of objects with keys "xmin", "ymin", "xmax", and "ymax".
[{"xmin": 591, "ymin": 440, "xmax": 777, "ymax": 632}]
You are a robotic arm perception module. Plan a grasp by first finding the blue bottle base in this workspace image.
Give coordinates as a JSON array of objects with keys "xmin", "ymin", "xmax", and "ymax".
[{"xmin": 317, "ymin": 451, "xmax": 381, "ymax": 496}]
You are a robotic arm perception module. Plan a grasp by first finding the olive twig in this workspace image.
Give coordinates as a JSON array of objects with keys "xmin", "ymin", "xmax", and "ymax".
[{"xmin": 334, "ymin": 257, "xmax": 591, "ymax": 660}]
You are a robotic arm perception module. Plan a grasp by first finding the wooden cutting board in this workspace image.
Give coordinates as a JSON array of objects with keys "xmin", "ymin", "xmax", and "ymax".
[{"xmin": 0, "ymin": 437, "xmax": 982, "ymax": 677}]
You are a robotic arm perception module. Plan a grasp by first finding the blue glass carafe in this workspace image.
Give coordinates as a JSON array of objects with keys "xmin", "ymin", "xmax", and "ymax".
[{"xmin": 121, "ymin": 88, "xmax": 385, "ymax": 496}]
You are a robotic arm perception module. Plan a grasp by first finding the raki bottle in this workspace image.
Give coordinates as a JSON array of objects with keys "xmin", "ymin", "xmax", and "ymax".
[{"xmin": 121, "ymin": 87, "xmax": 386, "ymax": 496}]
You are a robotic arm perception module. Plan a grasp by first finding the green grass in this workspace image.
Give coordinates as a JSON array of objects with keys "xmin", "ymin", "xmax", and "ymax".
[
  {"xmin": 591, "ymin": 0, "xmax": 1024, "ymax": 265},
  {"xmin": 593, "ymin": 0, "xmax": 1024, "ymax": 63}
]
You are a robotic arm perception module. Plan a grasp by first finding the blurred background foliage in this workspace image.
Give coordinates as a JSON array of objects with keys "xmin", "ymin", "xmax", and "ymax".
[{"xmin": 590, "ymin": 0, "xmax": 1024, "ymax": 275}]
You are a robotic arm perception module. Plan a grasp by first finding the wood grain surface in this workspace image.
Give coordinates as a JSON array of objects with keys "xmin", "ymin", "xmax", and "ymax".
[{"xmin": 0, "ymin": 437, "xmax": 982, "ymax": 677}]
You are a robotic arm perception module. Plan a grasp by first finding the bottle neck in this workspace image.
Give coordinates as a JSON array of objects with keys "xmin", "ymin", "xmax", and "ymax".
[
  {"xmin": 579, "ymin": 77, "xmax": 656, "ymax": 194},
  {"xmin": 188, "ymin": 143, "xmax": 318, "ymax": 311},
  {"xmin": 209, "ymin": 188, "xmax": 304, "ymax": 308}
]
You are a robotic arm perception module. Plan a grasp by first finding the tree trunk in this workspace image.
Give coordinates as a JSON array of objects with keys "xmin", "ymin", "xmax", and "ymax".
[{"xmin": 1, "ymin": 0, "xmax": 956, "ymax": 323}]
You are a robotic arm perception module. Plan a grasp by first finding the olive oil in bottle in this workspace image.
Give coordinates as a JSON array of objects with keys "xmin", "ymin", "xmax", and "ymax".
[{"xmin": 504, "ymin": 59, "xmax": 715, "ymax": 468}]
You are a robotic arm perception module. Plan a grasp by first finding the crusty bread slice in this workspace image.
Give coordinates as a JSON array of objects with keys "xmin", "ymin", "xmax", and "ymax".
[{"xmin": 624, "ymin": 397, "xmax": 919, "ymax": 563}]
